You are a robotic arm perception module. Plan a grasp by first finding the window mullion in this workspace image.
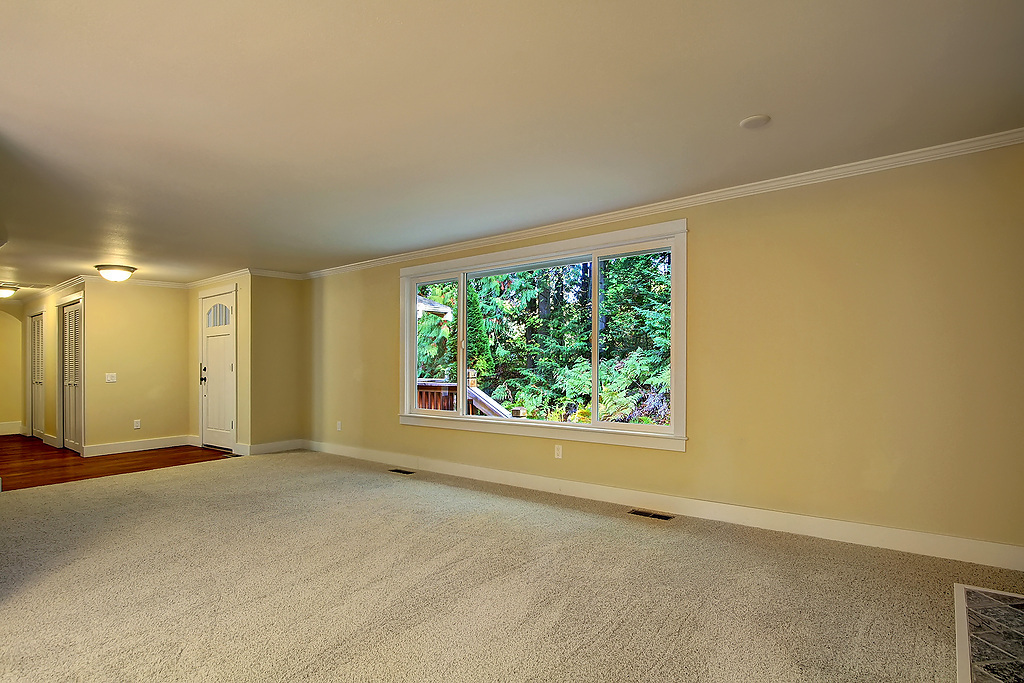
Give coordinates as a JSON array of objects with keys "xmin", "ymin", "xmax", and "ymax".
[
  {"xmin": 405, "ymin": 279, "xmax": 415, "ymax": 413},
  {"xmin": 591, "ymin": 257, "xmax": 600, "ymax": 426},
  {"xmin": 458, "ymin": 273, "xmax": 468, "ymax": 416}
]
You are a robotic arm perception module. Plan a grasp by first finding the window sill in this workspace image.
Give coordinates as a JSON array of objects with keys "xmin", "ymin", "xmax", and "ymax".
[{"xmin": 398, "ymin": 413, "xmax": 687, "ymax": 452}]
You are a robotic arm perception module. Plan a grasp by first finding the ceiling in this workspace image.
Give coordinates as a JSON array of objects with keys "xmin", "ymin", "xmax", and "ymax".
[{"xmin": 1, "ymin": 0, "xmax": 1023, "ymax": 295}]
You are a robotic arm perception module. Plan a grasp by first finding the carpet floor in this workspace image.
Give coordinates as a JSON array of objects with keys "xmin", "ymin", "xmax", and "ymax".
[{"xmin": 1, "ymin": 451, "xmax": 1022, "ymax": 682}]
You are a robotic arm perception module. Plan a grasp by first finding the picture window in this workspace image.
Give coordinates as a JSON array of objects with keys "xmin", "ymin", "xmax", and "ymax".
[{"xmin": 400, "ymin": 219, "xmax": 686, "ymax": 451}]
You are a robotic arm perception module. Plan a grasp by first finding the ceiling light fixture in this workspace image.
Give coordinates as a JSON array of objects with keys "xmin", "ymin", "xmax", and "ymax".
[
  {"xmin": 739, "ymin": 114, "xmax": 772, "ymax": 130},
  {"xmin": 0, "ymin": 284, "xmax": 18, "ymax": 298},
  {"xmin": 95, "ymin": 264, "xmax": 137, "ymax": 282}
]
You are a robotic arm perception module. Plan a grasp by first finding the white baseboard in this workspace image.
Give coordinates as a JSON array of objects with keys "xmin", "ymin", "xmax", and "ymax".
[
  {"xmin": 248, "ymin": 439, "xmax": 310, "ymax": 455},
  {"xmin": 0, "ymin": 421, "xmax": 22, "ymax": 435},
  {"xmin": 42, "ymin": 434, "xmax": 60, "ymax": 448},
  {"xmin": 82, "ymin": 435, "xmax": 196, "ymax": 457},
  {"xmin": 307, "ymin": 441, "xmax": 1024, "ymax": 572},
  {"xmin": 185, "ymin": 435, "xmax": 201, "ymax": 447}
]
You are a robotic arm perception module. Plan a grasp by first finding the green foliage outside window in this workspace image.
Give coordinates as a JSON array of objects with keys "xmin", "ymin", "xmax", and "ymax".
[
  {"xmin": 465, "ymin": 283, "xmax": 493, "ymax": 377},
  {"xmin": 471, "ymin": 262, "xmax": 592, "ymax": 423},
  {"xmin": 416, "ymin": 282, "xmax": 458, "ymax": 381},
  {"xmin": 599, "ymin": 252, "xmax": 672, "ymax": 424},
  {"xmin": 415, "ymin": 250, "xmax": 671, "ymax": 425}
]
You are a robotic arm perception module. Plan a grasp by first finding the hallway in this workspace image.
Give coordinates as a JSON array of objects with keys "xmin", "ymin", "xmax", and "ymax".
[{"xmin": 0, "ymin": 435, "xmax": 228, "ymax": 491}]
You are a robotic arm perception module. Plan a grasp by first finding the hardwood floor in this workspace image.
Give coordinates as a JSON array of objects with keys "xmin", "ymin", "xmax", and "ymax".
[{"xmin": 0, "ymin": 435, "xmax": 229, "ymax": 491}]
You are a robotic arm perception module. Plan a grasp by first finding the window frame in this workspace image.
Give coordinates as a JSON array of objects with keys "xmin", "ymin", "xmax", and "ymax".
[{"xmin": 399, "ymin": 218, "xmax": 687, "ymax": 452}]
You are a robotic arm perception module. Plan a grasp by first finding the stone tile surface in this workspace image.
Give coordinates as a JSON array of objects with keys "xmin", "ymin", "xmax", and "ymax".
[
  {"xmin": 967, "ymin": 589, "xmax": 1024, "ymax": 683},
  {"xmin": 977, "ymin": 606, "xmax": 1024, "ymax": 630},
  {"xmin": 973, "ymin": 635, "xmax": 1014, "ymax": 663},
  {"xmin": 973, "ymin": 665, "xmax": 1004, "ymax": 683},
  {"xmin": 980, "ymin": 631, "xmax": 1024, "ymax": 660},
  {"xmin": 977, "ymin": 661, "xmax": 1024, "ymax": 683}
]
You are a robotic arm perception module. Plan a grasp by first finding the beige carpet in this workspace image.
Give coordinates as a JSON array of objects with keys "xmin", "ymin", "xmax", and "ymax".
[{"xmin": 1, "ymin": 451, "xmax": 1022, "ymax": 682}]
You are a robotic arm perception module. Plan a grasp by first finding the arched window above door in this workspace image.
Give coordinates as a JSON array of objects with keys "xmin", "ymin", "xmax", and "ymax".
[{"xmin": 206, "ymin": 303, "xmax": 230, "ymax": 328}]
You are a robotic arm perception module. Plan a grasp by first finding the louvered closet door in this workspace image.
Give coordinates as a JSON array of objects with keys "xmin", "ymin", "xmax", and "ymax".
[
  {"xmin": 31, "ymin": 314, "xmax": 45, "ymax": 438},
  {"xmin": 62, "ymin": 302, "xmax": 83, "ymax": 452}
]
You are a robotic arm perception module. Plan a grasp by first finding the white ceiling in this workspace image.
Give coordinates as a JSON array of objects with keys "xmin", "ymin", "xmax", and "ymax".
[{"xmin": 2, "ymin": 0, "xmax": 1023, "ymax": 294}]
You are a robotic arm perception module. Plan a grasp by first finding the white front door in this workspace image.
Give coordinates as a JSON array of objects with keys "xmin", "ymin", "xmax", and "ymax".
[
  {"xmin": 201, "ymin": 293, "xmax": 236, "ymax": 450},
  {"xmin": 61, "ymin": 302, "xmax": 83, "ymax": 453},
  {"xmin": 30, "ymin": 313, "xmax": 44, "ymax": 438}
]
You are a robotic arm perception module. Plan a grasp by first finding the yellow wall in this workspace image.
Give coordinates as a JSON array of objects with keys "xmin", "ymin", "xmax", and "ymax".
[
  {"xmin": 83, "ymin": 280, "xmax": 190, "ymax": 446},
  {"xmin": 0, "ymin": 301, "xmax": 24, "ymax": 429},
  {"xmin": 310, "ymin": 269, "xmax": 372, "ymax": 446},
  {"xmin": 250, "ymin": 276, "xmax": 311, "ymax": 445},
  {"xmin": 188, "ymin": 273, "xmax": 252, "ymax": 446},
  {"xmin": 309, "ymin": 143, "xmax": 1024, "ymax": 547}
]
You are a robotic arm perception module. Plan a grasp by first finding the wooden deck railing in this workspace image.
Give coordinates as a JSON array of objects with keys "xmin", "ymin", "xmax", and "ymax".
[
  {"xmin": 417, "ymin": 380, "xmax": 513, "ymax": 418},
  {"xmin": 417, "ymin": 381, "xmax": 457, "ymax": 411}
]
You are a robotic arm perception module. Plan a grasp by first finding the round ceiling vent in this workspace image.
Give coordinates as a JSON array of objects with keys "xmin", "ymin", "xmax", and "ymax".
[{"xmin": 739, "ymin": 114, "xmax": 772, "ymax": 130}]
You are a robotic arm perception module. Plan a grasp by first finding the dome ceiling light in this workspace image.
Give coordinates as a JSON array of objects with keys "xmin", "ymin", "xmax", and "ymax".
[
  {"xmin": 0, "ymin": 284, "xmax": 18, "ymax": 298},
  {"xmin": 95, "ymin": 265, "xmax": 137, "ymax": 282}
]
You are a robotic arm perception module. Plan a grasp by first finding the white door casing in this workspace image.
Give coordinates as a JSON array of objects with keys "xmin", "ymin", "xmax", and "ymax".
[
  {"xmin": 30, "ymin": 313, "xmax": 44, "ymax": 438},
  {"xmin": 201, "ymin": 292, "xmax": 236, "ymax": 450},
  {"xmin": 61, "ymin": 301, "xmax": 83, "ymax": 452}
]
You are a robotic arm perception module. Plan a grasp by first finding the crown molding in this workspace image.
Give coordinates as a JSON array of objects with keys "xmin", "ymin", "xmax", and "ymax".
[
  {"xmin": 186, "ymin": 268, "xmax": 308, "ymax": 290},
  {"xmin": 128, "ymin": 279, "xmax": 188, "ymax": 289},
  {"xmin": 22, "ymin": 267, "xmax": 309, "ymax": 300},
  {"xmin": 249, "ymin": 269, "xmax": 309, "ymax": 280},
  {"xmin": 23, "ymin": 276, "xmax": 86, "ymax": 302},
  {"xmin": 309, "ymin": 126, "xmax": 1024, "ymax": 279},
  {"xmin": 186, "ymin": 268, "xmax": 252, "ymax": 290},
  {"xmin": 22, "ymin": 273, "xmax": 192, "ymax": 301},
  {"xmin": 80, "ymin": 274, "xmax": 188, "ymax": 289}
]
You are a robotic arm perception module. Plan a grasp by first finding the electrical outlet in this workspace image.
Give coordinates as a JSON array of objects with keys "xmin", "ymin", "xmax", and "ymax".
[
  {"xmin": 555, "ymin": 445, "xmax": 562, "ymax": 459},
  {"xmin": 133, "ymin": 419, "xmax": 141, "ymax": 429},
  {"xmin": 336, "ymin": 420, "xmax": 342, "ymax": 431},
  {"xmin": 105, "ymin": 373, "xmax": 117, "ymax": 383}
]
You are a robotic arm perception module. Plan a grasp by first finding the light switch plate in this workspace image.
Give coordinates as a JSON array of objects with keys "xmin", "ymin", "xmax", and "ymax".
[{"xmin": 105, "ymin": 373, "xmax": 117, "ymax": 383}]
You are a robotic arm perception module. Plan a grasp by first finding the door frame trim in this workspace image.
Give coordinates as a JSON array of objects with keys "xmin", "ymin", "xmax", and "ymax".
[
  {"xmin": 198, "ymin": 285, "xmax": 238, "ymax": 452},
  {"xmin": 27, "ymin": 312, "xmax": 44, "ymax": 438}
]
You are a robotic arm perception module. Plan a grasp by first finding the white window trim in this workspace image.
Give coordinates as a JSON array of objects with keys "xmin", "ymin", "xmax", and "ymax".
[{"xmin": 400, "ymin": 218, "xmax": 686, "ymax": 452}]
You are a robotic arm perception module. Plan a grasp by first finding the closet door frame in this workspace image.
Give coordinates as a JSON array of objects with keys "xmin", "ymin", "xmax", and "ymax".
[{"xmin": 56, "ymin": 291, "xmax": 85, "ymax": 453}]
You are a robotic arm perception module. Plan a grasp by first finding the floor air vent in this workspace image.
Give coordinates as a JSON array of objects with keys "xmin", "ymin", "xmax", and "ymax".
[
  {"xmin": 388, "ymin": 468, "xmax": 416, "ymax": 475},
  {"xmin": 628, "ymin": 509, "xmax": 674, "ymax": 521}
]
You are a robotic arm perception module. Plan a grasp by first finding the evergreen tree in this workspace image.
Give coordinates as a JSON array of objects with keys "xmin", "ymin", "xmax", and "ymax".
[
  {"xmin": 416, "ymin": 282, "xmax": 458, "ymax": 381},
  {"xmin": 466, "ymin": 282, "xmax": 493, "ymax": 377}
]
